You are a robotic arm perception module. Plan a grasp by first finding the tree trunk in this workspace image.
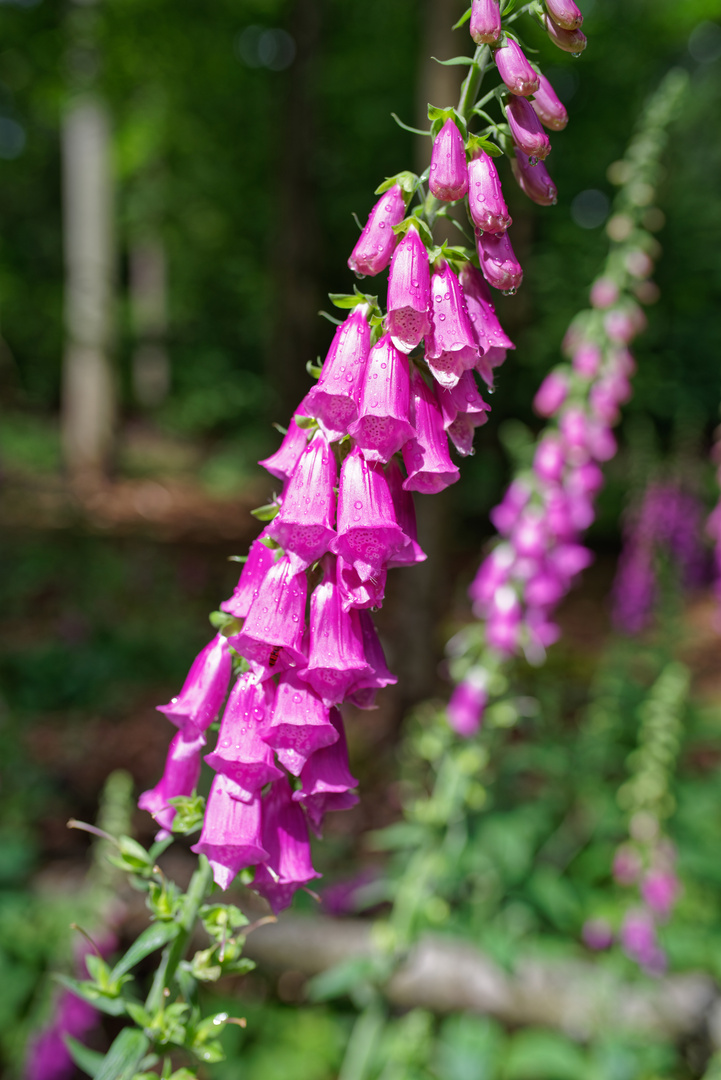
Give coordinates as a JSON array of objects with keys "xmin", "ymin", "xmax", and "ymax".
[{"xmin": 129, "ymin": 236, "xmax": 169, "ymax": 409}]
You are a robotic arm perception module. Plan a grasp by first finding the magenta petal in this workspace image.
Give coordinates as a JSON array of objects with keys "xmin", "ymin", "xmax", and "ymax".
[
  {"xmin": 447, "ymin": 674, "xmax": 488, "ymax": 737},
  {"xmin": 192, "ymin": 775, "xmax": 269, "ymax": 890},
  {"xmin": 494, "ymin": 37, "xmax": 539, "ymax": 97},
  {"xmin": 530, "ymin": 72, "xmax": 568, "ymax": 131},
  {"xmin": 138, "ymin": 728, "xmax": 206, "ymax": 837},
  {"xmin": 468, "ymin": 152, "xmax": 512, "ymax": 233},
  {"xmin": 511, "ymin": 149, "xmax": 557, "ymax": 206},
  {"xmin": 220, "ymin": 534, "xmax": 277, "ymax": 619},
  {"xmin": 253, "ymin": 776, "xmax": 321, "ymax": 913},
  {"xmin": 348, "ymin": 184, "xmax": 406, "ymax": 277},
  {"xmin": 157, "ymin": 634, "xmax": 232, "ymax": 733},
  {"xmin": 262, "ymin": 670, "xmax": 339, "ymax": 757},
  {"xmin": 294, "ymin": 709, "xmax": 358, "ymax": 799},
  {"xmin": 301, "ymin": 557, "xmax": 373, "ymax": 705},
  {"xmin": 347, "ymin": 333, "xmax": 415, "ymax": 463},
  {"xmin": 506, "ymin": 96, "xmax": 551, "ymax": 160},
  {"xmin": 337, "ymin": 557, "xmax": 388, "ymax": 610},
  {"xmin": 429, "ymin": 118, "xmax": 469, "ymax": 202},
  {"xmin": 204, "ymin": 674, "xmax": 282, "ymax": 796},
  {"xmin": 475, "ymin": 229, "xmax": 523, "ymax": 293},
  {"xmin": 470, "ymin": 0, "xmax": 501, "ymax": 43},
  {"xmin": 402, "ymin": 369, "xmax": 460, "ymax": 494},
  {"xmin": 387, "ymin": 227, "xmax": 432, "ymax": 353},
  {"xmin": 459, "ymin": 262, "xmax": 515, "ymax": 354},
  {"xmin": 425, "ymin": 263, "xmax": 479, "ymax": 389},
  {"xmin": 347, "ymin": 610, "xmax": 397, "ymax": 709},
  {"xmin": 385, "ymin": 457, "xmax": 427, "ymax": 567},
  {"xmin": 303, "ymin": 308, "xmax": 370, "ymax": 440},
  {"xmin": 331, "ymin": 449, "xmax": 406, "ymax": 576},
  {"xmin": 304, "ymin": 791, "xmax": 360, "ymax": 837},
  {"xmin": 258, "ymin": 418, "xmax": 309, "ymax": 483},
  {"xmin": 544, "ymin": 13, "xmax": 587, "ymax": 52},
  {"xmin": 230, "ymin": 556, "xmax": 308, "ymax": 676},
  {"xmin": 265, "ymin": 431, "xmax": 337, "ymax": 570}
]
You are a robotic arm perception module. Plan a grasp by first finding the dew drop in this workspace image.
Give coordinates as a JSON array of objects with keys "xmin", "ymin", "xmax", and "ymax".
[
  {"xmin": 354, "ymin": 500, "xmax": 363, "ymax": 509},
  {"xmin": 529, "ymin": 156, "xmax": 539, "ymax": 167},
  {"xmin": 292, "ymin": 693, "xmax": 302, "ymax": 704},
  {"xmin": 502, "ymin": 287, "xmax": 517, "ymax": 296}
]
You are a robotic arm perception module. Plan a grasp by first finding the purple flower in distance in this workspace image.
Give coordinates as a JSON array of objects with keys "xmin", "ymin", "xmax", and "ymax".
[
  {"xmin": 590, "ymin": 277, "xmax": 620, "ymax": 309},
  {"xmin": 620, "ymin": 909, "xmax": 665, "ymax": 974},
  {"xmin": 511, "ymin": 149, "xmax": 557, "ymax": 206},
  {"xmin": 385, "ymin": 457, "xmax": 427, "ymax": 567},
  {"xmin": 543, "ymin": 14, "xmax": 587, "ymax": 53},
  {"xmin": 258, "ymin": 418, "xmax": 308, "ymax": 483},
  {"xmin": 331, "ymin": 448, "xmax": 406, "ymax": 578},
  {"xmin": 262, "ymin": 669, "xmax": 339, "ymax": 759},
  {"xmin": 204, "ymin": 674, "xmax": 282, "ymax": 797},
  {"xmin": 475, "ymin": 229, "xmax": 523, "ymax": 294},
  {"xmin": 494, "ymin": 37, "xmax": 540, "ymax": 96},
  {"xmin": 469, "ymin": 544, "xmax": 514, "ymax": 609},
  {"xmin": 468, "ymin": 151, "xmax": 512, "ymax": 234},
  {"xmin": 230, "ymin": 556, "xmax": 308, "ymax": 676},
  {"xmin": 533, "ymin": 370, "xmax": 568, "ymax": 417},
  {"xmin": 485, "ymin": 585, "xmax": 522, "ymax": 655},
  {"xmin": 139, "ymin": 728, "xmax": 206, "ymax": 838},
  {"xmin": 347, "ymin": 333, "xmax": 415, "ymax": 463},
  {"xmin": 253, "ymin": 776, "xmax": 322, "ymax": 913},
  {"xmin": 582, "ymin": 918, "xmax": 613, "ymax": 951},
  {"xmin": 439, "ymin": 370, "xmax": 490, "ymax": 456},
  {"xmin": 347, "ymin": 610, "xmax": 397, "ymax": 709},
  {"xmin": 157, "ymin": 634, "xmax": 232, "ymax": 734},
  {"xmin": 294, "ymin": 708, "xmax": 359, "ymax": 833},
  {"xmin": 337, "ymin": 557, "xmax": 388, "ymax": 610},
  {"xmin": 425, "ymin": 262, "xmax": 479, "ymax": 389},
  {"xmin": 642, "ymin": 869, "xmax": 679, "ymax": 921},
  {"xmin": 572, "ymin": 342, "xmax": 602, "ymax": 378},
  {"xmin": 613, "ymin": 843, "xmax": 642, "ymax": 885},
  {"xmin": 220, "ymin": 533, "xmax": 277, "ymax": 619},
  {"xmin": 545, "ymin": 0, "xmax": 583, "ymax": 31},
  {"xmin": 348, "ymin": 184, "xmax": 406, "ymax": 277},
  {"xmin": 429, "ymin": 118, "xmax": 469, "ymax": 202},
  {"xmin": 402, "ymin": 368, "xmax": 461, "ymax": 494},
  {"xmin": 506, "ymin": 96, "xmax": 551, "ymax": 161},
  {"xmin": 470, "ymin": 0, "xmax": 501, "ymax": 43},
  {"xmin": 534, "ymin": 435, "xmax": 565, "ymax": 483},
  {"xmin": 191, "ymin": 775, "xmax": 269, "ymax": 891},
  {"xmin": 302, "ymin": 557, "xmax": 373, "ymax": 705},
  {"xmin": 303, "ymin": 307, "xmax": 370, "ymax": 440},
  {"xmin": 530, "ymin": 72, "xmax": 569, "ymax": 131},
  {"xmin": 459, "ymin": 262, "xmax": 515, "ymax": 359},
  {"xmin": 448, "ymin": 669, "xmax": 488, "ymax": 737},
  {"xmin": 386, "ymin": 226, "xmax": 432, "ymax": 353},
  {"xmin": 490, "ymin": 480, "xmax": 531, "ymax": 535},
  {"xmin": 265, "ymin": 431, "xmax": 337, "ymax": 570}
]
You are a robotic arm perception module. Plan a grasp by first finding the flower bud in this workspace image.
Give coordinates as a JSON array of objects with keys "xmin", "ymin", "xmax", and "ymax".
[
  {"xmin": 530, "ymin": 73, "xmax": 568, "ymax": 131},
  {"xmin": 348, "ymin": 333, "xmax": 415, "ymax": 463},
  {"xmin": 429, "ymin": 118, "xmax": 469, "ymax": 202},
  {"xmin": 476, "ymin": 228, "xmax": 523, "ymax": 294},
  {"xmin": 303, "ymin": 307, "xmax": 370, "ymax": 440},
  {"xmin": 448, "ymin": 670, "xmax": 488, "ymax": 737},
  {"xmin": 590, "ymin": 277, "xmax": 619, "ymax": 309},
  {"xmin": 533, "ymin": 370, "xmax": 567, "ymax": 416},
  {"xmin": 470, "ymin": 0, "xmax": 501, "ymax": 44},
  {"xmin": 468, "ymin": 151, "xmax": 512, "ymax": 233},
  {"xmin": 387, "ymin": 226, "xmax": 432, "ymax": 353},
  {"xmin": 572, "ymin": 342, "xmax": 601, "ymax": 378},
  {"xmin": 506, "ymin": 96, "xmax": 551, "ymax": 162},
  {"xmin": 543, "ymin": 14, "xmax": 587, "ymax": 53},
  {"xmin": 494, "ymin": 38, "xmax": 540, "ymax": 97},
  {"xmin": 511, "ymin": 149, "xmax": 557, "ymax": 206},
  {"xmin": 348, "ymin": 184, "xmax": 406, "ymax": 277},
  {"xmin": 545, "ymin": 0, "xmax": 583, "ymax": 31},
  {"xmin": 402, "ymin": 368, "xmax": 460, "ymax": 494}
]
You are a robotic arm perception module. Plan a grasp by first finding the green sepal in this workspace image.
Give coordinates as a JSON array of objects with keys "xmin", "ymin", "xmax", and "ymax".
[
  {"xmin": 374, "ymin": 170, "xmax": 418, "ymax": 201},
  {"xmin": 328, "ymin": 286, "xmax": 378, "ymax": 310},
  {"xmin": 431, "ymin": 55, "xmax": 478, "ymax": 66},
  {"xmin": 54, "ymin": 974, "xmax": 130, "ymax": 1017},
  {"xmin": 466, "ymin": 133, "xmax": 503, "ymax": 159},
  {"xmin": 199, "ymin": 903, "xmax": 248, "ymax": 942},
  {"xmin": 427, "ymin": 103, "xmax": 467, "ymax": 140},
  {"xmin": 110, "ymin": 922, "xmax": 180, "ymax": 984},
  {"xmin": 187, "ymin": 1014, "xmax": 230, "ymax": 1064},
  {"xmin": 64, "ymin": 1035, "xmax": 105, "ymax": 1077},
  {"xmin": 250, "ymin": 501, "xmax": 280, "ymax": 521},
  {"xmin": 392, "ymin": 214, "xmax": 434, "ymax": 249},
  {"xmin": 107, "ymin": 836, "xmax": 154, "ymax": 875},
  {"xmin": 306, "ymin": 358, "xmax": 322, "ymax": 379},
  {"xmin": 186, "ymin": 947, "xmax": 222, "ymax": 983},
  {"xmin": 293, "ymin": 414, "xmax": 318, "ymax": 430},
  {"xmin": 168, "ymin": 793, "xmax": 206, "ymax": 835},
  {"xmin": 148, "ymin": 835, "xmax": 174, "ymax": 864},
  {"xmin": 208, "ymin": 610, "xmax": 239, "ymax": 634},
  {"xmin": 227, "ymin": 554, "xmax": 248, "ymax": 564},
  {"xmin": 126, "ymin": 1001, "xmax": 190, "ymax": 1048},
  {"xmin": 390, "ymin": 112, "xmax": 431, "ymax": 138},
  {"xmin": 452, "ymin": 6, "xmax": 471, "ymax": 28},
  {"xmin": 318, "ymin": 310, "xmax": 342, "ymax": 326},
  {"xmin": 94, "ymin": 1028, "xmax": 150, "ymax": 1080},
  {"xmin": 259, "ymin": 534, "xmax": 281, "ymax": 550}
]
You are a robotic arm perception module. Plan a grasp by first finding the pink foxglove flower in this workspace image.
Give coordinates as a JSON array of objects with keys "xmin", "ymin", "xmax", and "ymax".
[
  {"xmin": 347, "ymin": 610, "xmax": 397, "ymax": 709},
  {"xmin": 485, "ymin": 584, "xmax": 522, "ymax": 655},
  {"xmin": 385, "ymin": 457, "xmax": 427, "ymax": 567},
  {"xmin": 545, "ymin": 0, "xmax": 583, "ymax": 31},
  {"xmin": 469, "ymin": 544, "xmax": 514, "ymax": 609},
  {"xmin": 572, "ymin": 341, "xmax": 602, "ymax": 378},
  {"xmin": 582, "ymin": 918, "xmax": 614, "ymax": 950},
  {"xmin": 447, "ymin": 669, "xmax": 488, "ymax": 736},
  {"xmin": 403, "ymin": 368, "xmax": 460, "ymax": 494},
  {"xmin": 293, "ymin": 708, "xmax": 359, "ymax": 830},
  {"xmin": 533, "ymin": 434, "xmax": 565, "ymax": 483},
  {"xmin": 386, "ymin": 226, "xmax": 432, "ymax": 353},
  {"xmin": 303, "ymin": 307, "xmax": 370, "ymax": 440},
  {"xmin": 302, "ymin": 557, "xmax": 373, "ymax": 705},
  {"xmin": 157, "ymin": 634, "xmax": 232, "ymax": 734},
  {"xmin": 258, "ymin": 418, "xmax": 308, "ymax": 483},
  {"xmin": 220, "ymin": 533, "xmax": 277, "ymax": 619},
  {"xmin": 139, "ymin": 728, "xmax": 207, "ymax": 838},
  {"xmin": 438, "ymin": 370, "xmax": 490, "ymax": 456},
  {"xmin": 543, "ymin": 15, "xmax": 587, "ymax": 53},
  {"xmin": 347, "ymin": 333, "xmax": 415, "ymax": 462},
  {"xmin": 511, "ymin": 149, "xmax": 557, "ymax": 206},
  {"xmin": 429, "ymin": 118, "xmax": 469, "ymax": 202},
  {"xmin": 533, "ymin": 370, "xmax": 568, "ymax": 416},
  {"xmin": 348, "ymin": 184, "xmax": 406, "ymax": 277},
  {"xmin": 337, "ymin": 557, "xmax": 388, "ymax": 610},
  {"xmin": 590, "ymin": 277, "xmax": 620, "ymax": 309},
  {"xmin": 204, "ymin": 674, "xmax": 282, "ymax": 797},
  {"xmin": 470, "ymin": 0, "xmax": 501, "ymax": 44},
  {"xmin": 191, "ymin": 775, "xmax": 268, "ymax": 891},
  {"xmin": 425, "ymin": 262, "xmax": 479, "ymax": 388},
  {"xmin": 530, "ymin": 72, "xmax": 569, "ymax": 131},
  {"xmin": 265, "ymin": 431, "xmax": 337, "ymax": 570},
  {"xmin": 506, "ymin": 96, "xmax": 551, "ymax": 161},
  {"xmin": 468, "ymin": 150, "xmax": 512, "ymax": 233},
  {"xmin": 489, "ymin": 480, "xmax": 531, "ymax": 534},
  {"xmin": 475, "ymin": 229, "xmax": 523, "ymax": 293},
  {"xmin": 620, "ymin": 909, "xmax": 665, "ymax": 974},
  {"xmin": 254, "ymin": 776, "xmax": 322, "ymax": 913},
  {"xmin": 459, "ymin": 262, "xmax": 515, "ymax": 363},
  {"xmin": 332, "ymin": 448, "xmax": 406, "ymax": 577},
  {"xmin": 641, "ymin": 869, "xmax": 679, "ymax": 920},
  {"xmin": 263, "ymin": 669, "xmax": 339, "ymax": 758},
  {"xmin": 494, "ymin": 38, "xmax": 540, "ymax": 97},
  {"xmin": 230, "ymin": 556, "xmax": 308, "ymax": 676}
]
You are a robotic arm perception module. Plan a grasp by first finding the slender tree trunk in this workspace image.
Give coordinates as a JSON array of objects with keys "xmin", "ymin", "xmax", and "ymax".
[{"xmin": 129, "ymin": 236, "xmax": 169, "ymax": 408}]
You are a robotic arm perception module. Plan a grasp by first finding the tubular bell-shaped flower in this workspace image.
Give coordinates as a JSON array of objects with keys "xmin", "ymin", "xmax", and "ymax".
[
  {"xmin": 139, "ymin": 728, "xmax": 207, "ymax": 838},
  {"xmin": 262, "ymin": 670, "xmax": 338, "ymax": 765},
  {"xmin": 468, "ymin": 150, "xmax": 512, "ymax": 234},
  {"xmin": 221, "ymin": 533, "xmax": 277, "ymax": 619},
  {"xmin": 475, "ymin": 229, "xmax": 523, "ymax": 293},
  {"xmin": 337, "ymin": 557, "xmax": 388, "ymax": 611},
  {"xmin": 204, "ymin": 674, "xmax": 282, "ymax": 797},
  {"xmin": 258, "ymin": 418, "xmax": 308, "ymax": 483},
  {"xmin": 438, "ymin": 369, "xmax": 490, "ymax": 456},
  {"xmin": 459, "ymin": 261, "xmax": 515, "ymax": 370},
  {"xmin": 494, "ymin": 37, "xmax": 540, "ymax": 97},
  {"xmin": 403, "ymin": 367, "xmax": 460, "ymax": 493},
  {"xmin": 385, "ymin": 457, "xmax": 427, "ymax": 567},
  {"xmin": 191, "ymin": 775, "xmax": 268, "ymax": 891},
  {"xmin": 425, "ymin": 262, "xmax": 479, "ymax": 388},
  {"xmin": 348, "ymin": 610, "xmax": 398, "ymax": 710},
  {"xmin": 302, "ymin": 307, "xmax": 370, "ymax": 440},
  {"xmin": 230, "ymin": 556, "xmax": 308, "ymax": 676},
  {"xmin": 386, "ymin": 226, "xmax": 432, "ymax": 353},
  {"xmin": 543, "ymin": 14, "xmax": 587, "ymax": 53},
  {"xmin": 511, "ymin": 149, "xmax": 557, "ymax": 206},
  {"xmin": 429, "ymin": 118, "xmax": 469, "ymax": 202},
  {"xmin": 545, "ymin": 0, "xmax": 583, "ymax": 31},
  {"xmin": 293, "ymin": 709, "xmax": 358, "ymax": 823},
  {"xmin": 265, "ymin": 431, "xmax": 337, "ymax": 570},
  {"xmin": 348, "ymin": 184, "xmax": 406, "ymax": 277},
  {"xmin": 332, "ymin": 448, "xmax": 406, "ymax": 577},
  {"xmin": 506, "ymin": 96, "xmax": 551, "ymax": 161},
  {"xmin": 470, "ymin": 0, "xmax": 501, "ymax": 44},
  {"xmin": 347, "ymin": 333, "xmax": 415, "ymax": 462},
  {"xmin": 530, "ymin": 72, "xmax": 569, "ymax": 131},
  {"xmin": 448, "ymin": 669, "xmax": 488, "ymax": 737},
  {"xmin": 302, "ymin": 556, "xmax": 373, "ymax": 705},
  {"xmin": 253, "ymin": 777, "xmax": 322, "ymax": 913},
  {"xmin": 157, "ymin": 634, "xmax": 232, "ymax": 734}
]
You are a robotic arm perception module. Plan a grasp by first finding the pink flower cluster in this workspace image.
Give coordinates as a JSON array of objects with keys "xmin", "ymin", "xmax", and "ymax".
[{"xmin": 706, "ymin": 435, "xmax": 721, "ymax": 621}]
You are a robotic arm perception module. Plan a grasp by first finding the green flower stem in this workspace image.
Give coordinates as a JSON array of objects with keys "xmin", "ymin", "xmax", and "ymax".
[
  {"xmin": 145, "ymin": 854, "xmax": 213, "ymax": 1014},
  {"xmin": 338, "ymin": 999, "xmax": 387, "ymax": 1080}
]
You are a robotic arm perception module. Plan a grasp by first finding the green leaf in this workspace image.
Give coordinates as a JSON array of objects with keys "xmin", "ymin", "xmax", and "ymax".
[
  {"xmin": 452, "ymin": 6, "xmax": 471, "ymax": 28},
  {"xmin": 431, "ymin": 55, "xmax": 478, "ymax": 66},
  {"xmin": 293, "ymin": 414, "xmax": 318, "ymax": 429},
  {"xmin": 208, "ymin": 610, "xmax": 239, "ymax": 633},
  {"xmin": 328, "ymin": 292, "xmax": 360, "ymax": 309},
  {"xmin": 390, "ymin": 112, "xmax": 431, "ymax": 137},
  {"xmin": 55, "ymin": 975, "xmax": 129, "ymax": 1017},
  {"xmin": 467, "ymin": 133, "xmax": 503, "ymax": 158},
  {"xmin": 64, "ymin": 1035, "xmax": 105, "ymax": 1077},
  {"xmin": 110, "ymin": 922, "xmax": 180, "ymax": 982},
  {"xmin": 306, "ymin": 359, "xmax": 322, "ymax": 379},
  {"xmin": 199, "ymin": 903, "xmax": 248, "ymax": 942},
  {"xmin": 95, "ymin": 1028, "xmax": 151, "ymax": 1080},
  {"xmin": 168, "ymin": 794, "xmax": 206, "ymax": 835},
  {"xmin": 504, "ymin": 1028, "xmax": 588, "ymax": 1080},
  {"xmin": 374, "ymin": 170, "xmax": 419, "ymax": 198},
  {"xmin": 227, "ymin": 554, "xmax": 248, "ymax": 563},
  {"xmin": 250, "ymin": 502, "xmax": 280, "ymax": 521},
  {"xmin": 308, "ymin": 956, "xmax": 388, "ymax": 1002}
]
